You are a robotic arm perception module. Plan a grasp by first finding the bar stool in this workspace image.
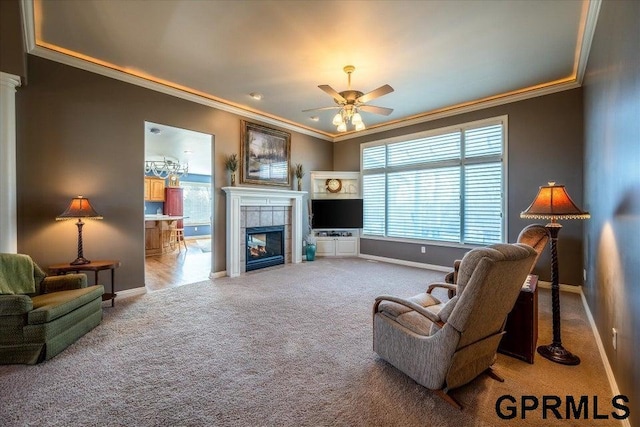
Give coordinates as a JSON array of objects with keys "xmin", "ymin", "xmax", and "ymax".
[{"xmin": 168, "ymin": 222, "xmax": 188, "ymax": 252}]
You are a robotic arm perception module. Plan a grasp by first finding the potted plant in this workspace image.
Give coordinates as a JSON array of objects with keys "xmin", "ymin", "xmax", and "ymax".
[
  {"xmin": 293, "ymin": 163, "xmax": 305, "ymax": 191},
  {"xmin": 305, "ymin": 231, "xmax": 317, "ymax": 261},
  {"xmin": 224, "ymin": 154, "xmax": 238, "ymax": 186}
]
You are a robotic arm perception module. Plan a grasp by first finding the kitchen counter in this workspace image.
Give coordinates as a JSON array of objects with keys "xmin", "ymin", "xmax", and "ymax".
[
  {"xmin": 144, "ymin": 216, "xmax": 185, "ymax": 256},
  {"xmin": 144, "ymin": 215, "xmax": 185, "ymax": 221}
]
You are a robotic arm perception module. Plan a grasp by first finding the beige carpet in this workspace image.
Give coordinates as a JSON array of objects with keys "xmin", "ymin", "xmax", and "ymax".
[{"xmin": 0, "ymin": 258, "xmax": 620, "ymax": 426}]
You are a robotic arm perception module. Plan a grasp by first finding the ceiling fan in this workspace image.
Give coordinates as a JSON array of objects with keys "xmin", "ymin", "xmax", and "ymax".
[{"xmin": 304, "ymin": 65, "xmax": 394, "ymax": 132}]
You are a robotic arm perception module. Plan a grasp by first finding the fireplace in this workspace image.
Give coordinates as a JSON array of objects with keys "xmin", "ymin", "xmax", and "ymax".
[
  {"xmin": 246, "ymin": 226, "xmax": 285, "ymax": 271},
  {"xmin": 223, "ymin": 186, "xmax": 305, "ymax": 277}
]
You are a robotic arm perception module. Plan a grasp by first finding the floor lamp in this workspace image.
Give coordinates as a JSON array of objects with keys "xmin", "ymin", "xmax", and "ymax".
[
  {"xmin": 56, "ymin": 196, "xmax": 103, "ymax": 265},
  {"xmin": 521, "ymin": 182, "xmax": 589, "ymax": 365}
]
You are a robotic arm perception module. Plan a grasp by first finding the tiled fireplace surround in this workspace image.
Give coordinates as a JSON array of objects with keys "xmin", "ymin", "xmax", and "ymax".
[
  {"xmin": 223, "ymin": 187, "xmax": 306, "ymax": 277},
  {"xmin": 241, "ymin": 206, "xmax": 291, "ymax": 273}
]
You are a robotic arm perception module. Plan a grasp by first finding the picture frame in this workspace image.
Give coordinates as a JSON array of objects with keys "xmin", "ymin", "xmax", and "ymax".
[{"xmin": 240, "ymin": 120, "xmax": 291, "ymax": 186}]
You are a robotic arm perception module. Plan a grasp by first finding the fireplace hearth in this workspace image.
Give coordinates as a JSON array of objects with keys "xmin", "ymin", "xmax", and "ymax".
[{"xmin": 246, "ymin": 225, "xmax": 285, "ymax": 271}]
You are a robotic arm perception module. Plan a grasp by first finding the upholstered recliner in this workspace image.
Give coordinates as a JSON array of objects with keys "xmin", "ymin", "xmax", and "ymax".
[
  {"xmin": 0, "ymin": 253, "xmax": 104, "ymax": 364},
  {"xmin": 373, "ymin": 243, "xmax": 537, "ymax": 409}
]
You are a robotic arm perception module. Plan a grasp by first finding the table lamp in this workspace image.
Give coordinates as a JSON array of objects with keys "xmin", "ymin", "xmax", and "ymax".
[
  {"xmin": 56, "ymin": 196, "xmax": 103, "ymax": 265},
  {"xmin": 521, "ymin": 182, "xmax": 589, "ymax": 365}
]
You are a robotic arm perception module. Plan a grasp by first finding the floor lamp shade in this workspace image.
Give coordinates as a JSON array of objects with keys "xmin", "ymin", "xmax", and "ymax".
[
  {"xmin": 56, "ymin": 196, "xmax": 103, "ymax": 265},
  {"xmin": 521, "ymin": 182, "xmax": 589, "ymax": 365}
]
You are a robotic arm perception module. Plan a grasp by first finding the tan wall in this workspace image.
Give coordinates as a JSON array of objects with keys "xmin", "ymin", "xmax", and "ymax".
[
  {"xmin": 0, "ymin": 0, "xmax": 27, "ymax": 79},
  {"xmin": 583, "ymin": 0, "xmax": 640, "ymax": 421},
  {"xmin": 334, "ymin": 88, "xmax": 585, "ymax": 285},
  {"xmin": 16, "ymin": 55, "xmax": 332, "ymax": 291}
]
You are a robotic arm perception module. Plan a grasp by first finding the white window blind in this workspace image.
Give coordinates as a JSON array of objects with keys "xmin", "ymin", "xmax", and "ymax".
[
  {"xmin": 182, "ymin": 182, "xmax": 212, "ymax": 226},
  {"xmin": 362, "ymin": 174, "xmax": 386, "ymax": 236},
  {"xmin": 361, "ymin": 118, "xmax": 505, "ymax": 245}
]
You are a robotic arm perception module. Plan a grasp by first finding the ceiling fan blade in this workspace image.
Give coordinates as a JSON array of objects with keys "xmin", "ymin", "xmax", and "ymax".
[
  {"xmin": 357, "ymin": 84, "xmax": 394, "ymax": 104},
  {"xmin": 302, "ymin": 106, "xmax": 341, "ymax": 112},
  {"xmin": 359, "ymin": 105, "xmax": 394, "ymax": 116},
  {"xmin": 318, "ymin": 85, "xmax": 347, "ymax": 103}
]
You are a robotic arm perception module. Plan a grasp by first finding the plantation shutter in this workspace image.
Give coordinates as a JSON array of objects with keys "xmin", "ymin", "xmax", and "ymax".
[
  {"xmin": 362, "ymin": 174, "xmax": 385, "ymax": 236},
  {"xmin": 361, "ymin": 118, "xmax": 505, "ymax": 245}
]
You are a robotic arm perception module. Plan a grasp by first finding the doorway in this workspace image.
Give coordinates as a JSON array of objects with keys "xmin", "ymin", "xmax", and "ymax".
[{"xmin": 143, "ymin": 121, "xmax": 214, "ymax": 291}]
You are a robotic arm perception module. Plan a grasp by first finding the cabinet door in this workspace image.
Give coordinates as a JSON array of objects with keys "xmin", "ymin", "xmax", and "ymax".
[
  {"xmin": 336, "ymin": 239, "xmax": 358, "ymax": 256},
  {"xmin": 315, "ymin": 239, "xmax": 335, "ymax": 256},
  {"xmin": 150, "ymin": 179, "xmax": 165, "ymax": 201},
  {"xmin": 164, "ymin": 187, "xmax": 184, "ymax": 228},
  {"xmin": 144, "ymin": 178, "xmax": 151, "ymax": 201},
  {"xmin": 144, "ymin": 221, "xmax": 161, "ymax": 255}
]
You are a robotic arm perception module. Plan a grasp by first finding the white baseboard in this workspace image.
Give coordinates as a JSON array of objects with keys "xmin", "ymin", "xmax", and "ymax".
[
  {"xmin": 358, "ymin": 254, "xmax": 451, "ymax": 273},
  {"xmin": 578, "ymin": 290, "xmax": 630, "ymax": 425},
  {"xmin": 210, "ymin": 270, "xmax": 226, "ymax": 279},
  {"xmin": 539, "ymin": 282, "xmax": 629, "ymax": 426},
  {"xmin": 537, "ymin": 280, "xmax": 582, "ymax": 293},
  {"xmin": 114, "ymin": 286, "xmax": 147, "ymax": 299}
]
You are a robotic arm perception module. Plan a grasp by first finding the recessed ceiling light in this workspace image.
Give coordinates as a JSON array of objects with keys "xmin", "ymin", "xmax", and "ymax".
[
  {"xmin": 150, "ymin": 127, "xmax": 161, "ymax": 134},
  {"xmin": 310, "ymin": 116, "xmax": 319, "ymax": 121},
  {"xmin": 183, "ymin": 150, "xmax": 193, "ymax": 155},
  {"xmin": 249, "ymin": 92, "xmax": 263, "ymax": 100}
]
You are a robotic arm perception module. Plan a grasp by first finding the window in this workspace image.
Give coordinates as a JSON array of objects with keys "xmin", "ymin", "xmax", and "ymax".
[
  {"xmin": 182, "ymin": 182, "xmax": 212, "ymax": 226},
  {"xmin": 361, "ymin": 117, "xmax": 505, "ymax": 246}
]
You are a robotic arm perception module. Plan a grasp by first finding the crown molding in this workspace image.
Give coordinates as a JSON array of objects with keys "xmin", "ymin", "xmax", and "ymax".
[
  {"xmin": 333, "ymin": 79, "xmax": 581, "ymax": 143},
  {"xmin": 575, "ymin": 0, "xmax": 602, "ymax": 83},
  {"xmin": 20, "ymin": 0, "xmax": 600, "ymax": 144},
  {"xmin": 27, "ymin": 44, "xmax": 335, "ymax": 142}
]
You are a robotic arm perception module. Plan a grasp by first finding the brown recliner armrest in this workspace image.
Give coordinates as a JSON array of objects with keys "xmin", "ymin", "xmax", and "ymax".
[
  {"xmin": 427, "ymin": 282, "xmax": 457, "ymax": 299},
  {"xmin": 40, "ymin": 274, "xmax": 88, "ymax": 294},
  {"xmin": 444, "ymin": 259, "xmax": 462, "ymax": 284}
]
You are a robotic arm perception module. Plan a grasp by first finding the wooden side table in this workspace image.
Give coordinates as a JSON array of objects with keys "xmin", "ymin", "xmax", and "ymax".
[
  {"xmin": 498, "ymin": 274, "xmax": 538, "ymax": 363},
  {"xmin": 48, "ymin": 260, "xmax": 121, "ymax": 307}
]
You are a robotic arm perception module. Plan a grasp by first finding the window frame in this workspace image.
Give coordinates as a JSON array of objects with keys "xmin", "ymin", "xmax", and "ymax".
[{"xmin": 360, "ymin": 115, "xmax": 509, "ymax": 249}]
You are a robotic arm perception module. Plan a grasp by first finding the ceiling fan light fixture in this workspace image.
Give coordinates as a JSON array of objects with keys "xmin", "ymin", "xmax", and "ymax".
[{"xmin": 304, "ymin": 65, "xmax": 394, "ymax": 134}]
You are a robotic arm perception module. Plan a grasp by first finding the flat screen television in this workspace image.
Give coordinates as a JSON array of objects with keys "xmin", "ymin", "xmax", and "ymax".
[{"xmin": 311, "ymin": 198, "xmax": 363, "ymax": 229}]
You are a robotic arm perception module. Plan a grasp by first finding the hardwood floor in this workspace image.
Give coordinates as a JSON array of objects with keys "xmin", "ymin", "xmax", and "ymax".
[{"xmin": 145, "ymin": 238, "xmax": 212, "ymax": 292}]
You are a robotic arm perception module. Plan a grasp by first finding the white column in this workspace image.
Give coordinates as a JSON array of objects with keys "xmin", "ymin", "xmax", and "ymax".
[
  {"xmin": 225, "ymin": 194, "xmax": 242, "ymax": 277},
  {"xmin": 291, "ymin": 196, "xmax": 304, "ymax": 264},
  {"xmin": 0, "ymin": 72, "xmax": 21, "ymax": 253}
]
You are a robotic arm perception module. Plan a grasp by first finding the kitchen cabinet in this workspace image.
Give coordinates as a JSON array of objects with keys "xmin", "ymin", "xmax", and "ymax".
[
  {"xmin": 144, "ymin": 177, "xmax": 165, "ymax": 201},
  {"xmin": 164, "ymin": 187, "xmax": 184, "ymax": 228}
]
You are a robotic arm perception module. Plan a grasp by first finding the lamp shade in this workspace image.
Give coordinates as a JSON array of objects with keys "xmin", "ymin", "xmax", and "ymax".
[
  {"xmin": 56, "ymin": 196, "xmax": 103, "ymax": 220},
  {"xmin": 520, "ymin": 182, "xmax": 589, "ymax": 221}
]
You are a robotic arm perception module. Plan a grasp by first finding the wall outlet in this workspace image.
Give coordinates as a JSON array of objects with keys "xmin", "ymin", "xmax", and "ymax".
[
  {"xmin": 612, "ymin": 328, "xmax": 618, "ymax": 351},
  {"xmin": 421, "ymin": 246, "xmax": 426, "ymax": 254}
]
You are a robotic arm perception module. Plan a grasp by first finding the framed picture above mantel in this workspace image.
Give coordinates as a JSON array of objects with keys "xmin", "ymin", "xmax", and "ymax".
[{"xmin": 240, "ymin": 120, "xmax": 291, "ymax": 186}]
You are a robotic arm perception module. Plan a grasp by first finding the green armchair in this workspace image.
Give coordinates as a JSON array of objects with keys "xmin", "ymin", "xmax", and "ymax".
[{"xmin": 0, "ymin": 253, "xmax": 104, "ymax": 364}]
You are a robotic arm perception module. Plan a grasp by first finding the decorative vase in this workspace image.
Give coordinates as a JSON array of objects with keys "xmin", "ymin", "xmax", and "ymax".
[
  {"xmin": 297, "ymin": 177, "xmax": 302, "ymax": 191},
  {"xmin": 231, "ymin": 172, "xmax": 236, "ymax": 186},
  {"xmin": 305, "ymin": 243, "xmax": 316, "ymax": 261}
]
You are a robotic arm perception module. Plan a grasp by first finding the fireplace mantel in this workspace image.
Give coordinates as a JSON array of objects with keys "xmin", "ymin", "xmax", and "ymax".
[{"xmin": 223, "ymin": 186, "xmax": 307, "ymax": 277}]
